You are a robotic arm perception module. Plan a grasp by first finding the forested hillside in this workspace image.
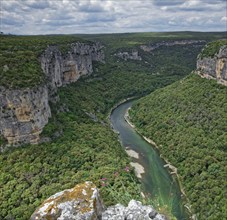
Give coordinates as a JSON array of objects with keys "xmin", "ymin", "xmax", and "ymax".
[
  {"xmin": 0, "ymin": 32, "xmax": 226, "ymax": 219},
  {"xmin": 130, "ymin": 74, "xmax": 227, "ymax": 219},
  {"xmin": 0, "ymin": 35, "xmax": 89, "ymax": 88}
]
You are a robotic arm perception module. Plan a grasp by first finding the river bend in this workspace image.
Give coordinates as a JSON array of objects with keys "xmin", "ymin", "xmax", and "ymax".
[{"xmin": 110, "ymin": 100, "xmax": 187, "ymax": 220}]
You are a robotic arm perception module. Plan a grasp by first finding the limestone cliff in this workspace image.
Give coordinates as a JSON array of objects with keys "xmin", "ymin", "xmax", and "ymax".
[
  {"xmin": 140, "ymin": 40, "xmax": 206, "ymax": 52},
  {"xmin": 196, "ymin": 45, "xmax": 227, "ymax": 86},
  {"xmin": 0, "ymin": 85, "xmax": 51, "ymax": 146},
  {"xmin": 31, "ymin": 182, "xmax": 167, "ymax": 220},
  {"xmin": 115, "ymin": 50, "xmax": 142, "ymax": 61},
  {"xmin": 0, "ymin": 42, "xmax": 104, "ymax": 149},
  {"xmin": 40, "ymin": 42, "xmax": 104, "ymax": 96}
]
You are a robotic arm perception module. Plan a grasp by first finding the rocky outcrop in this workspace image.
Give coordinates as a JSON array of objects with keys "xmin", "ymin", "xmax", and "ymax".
[
  {"xmin": 40, "ymin": 42, "xmax": 104, "ymax": 96},
  {"xmin": 141, "ymin": 40, "xmax": 205, "ymax": 52},
  {"xmin": 31, "ymin": 182, "xmax": 167, "ymax": 220},
  {"xmin": 115, "ymin": 51, "xmax": 142, "ymax": 61},
  {"xmin": 196, "ymin": 45, "xmax": 227, "ymax": 86},
  {"xmin": 0, "ymin": 42, "xmax": 104, "ymax": 148},
  {"xmin": 0, "ymin": 86, "xmax": 51, "ymax": 146},
  {"xmin": 31, "ymin": 182, "xmax": 105, "ymax": 220},
  {"xmin": 102, "ymin": 200, "xmax": 167, "ymax": 220}
]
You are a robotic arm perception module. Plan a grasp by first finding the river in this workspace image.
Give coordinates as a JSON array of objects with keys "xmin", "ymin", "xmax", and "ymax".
[{"xmin": 110, "ymin": 100, "xmax": 188, "ymax": 220}]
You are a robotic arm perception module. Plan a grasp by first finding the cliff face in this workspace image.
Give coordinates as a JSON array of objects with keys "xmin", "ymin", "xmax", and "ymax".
[
  {"xmin": 0, "ymin": 86, "xmax": 51, "ymax": 146},
  {"xmin": 0, "ymin": 42, "xmax": 104, "ymax": 148},
  {"xmin": 40, "ymin": 42, "xmax": 104, "ymax": 95},
  {"xmin": 115, "ymin": 50, "xmax": 142, "ymax": 61},
  {"xmin": 196, "ymin": 46, "xmax": 227, "ymax": 86},
  {"xmin": 140, "ymin": 40, "xmax": 206, "ymax": 52}
]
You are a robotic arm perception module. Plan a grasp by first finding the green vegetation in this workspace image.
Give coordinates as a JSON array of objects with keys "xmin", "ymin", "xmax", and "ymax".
[
  {"xmin": 0, "ymin": 32, "xmax": 225, "ymax": 88},
  {"xmin": 0, "ymin": 35, "xmax": 88, "ymax": 88},
  {"xmin": 199, "ymin": 39, "xmax": 227, "ymax": 58},
  {"xmin": 101, "ymin": 172, "xmax": 177, "ymax": 220},
  {"xmin": 80, "ymin": 31, "xmax": 226, "ymax": 52},
  {"xmin": 0, "ymin": 136, "xmax": 6, "ymax": 146},
  {"xmin": 0, "ymin": 123, "xmax": 141, "ymax": 219},
  {"xmin": 130, "ymin": 74, "xmax": 227, "ymax": 220},
  {"xmin": 0, "ymin": 32, "xmax": 226, "ymax": 219}
]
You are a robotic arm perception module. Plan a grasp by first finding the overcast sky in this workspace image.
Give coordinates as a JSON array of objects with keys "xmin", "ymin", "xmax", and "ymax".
[{"xmin": 1, "ymin": 0, "xmax": 227, "ymax": 35}]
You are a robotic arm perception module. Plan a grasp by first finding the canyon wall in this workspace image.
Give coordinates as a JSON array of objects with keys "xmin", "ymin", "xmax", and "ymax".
[
  {"xmin": 0, "ymin": 85, "xmax": 51, "ymax": 146},
  {"xmin": 40, "ymin": 42, "xmax": 104, "ymax": 96},
  {"xmin": 140, "ymin": 40, "xmax": 206, "ymax": 52},
  {"xmin": 196, "ymin": 45, "xmax": 227, "ymax": 86},
  {"xmin": 0, "ymin": 42, "xmax": 104, "ymax": 148}
]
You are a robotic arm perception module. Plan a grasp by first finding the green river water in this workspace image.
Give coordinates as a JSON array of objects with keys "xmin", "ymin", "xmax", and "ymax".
[{"xmin": 110, "ymin": 100, "xmax": 188, "ymax": 220}]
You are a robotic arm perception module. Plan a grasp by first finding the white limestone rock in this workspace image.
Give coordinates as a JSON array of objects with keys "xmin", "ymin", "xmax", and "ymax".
[
  {"xmin": 31, "ymin": 182, "xmax": 168, "ymax": 220},
  {"xmin": 115, "ymin": 51, "xmax": 142, "ymax": 61},
  {"xmin": 30, "ymin": 182, "xmax": 105, "ymax": 220},
  {"xmin": 102, "ymin": 200, "xmax": 167, "ymax": 220},
  {"xmin": 196, "ymin": 45, "xmax": 227, "ymax": 86},
  {"xmin": 0, "ymin": 42, "xmax": 105, "ymax": 148},
  {"xmin": 0, "ymin": 85, "xmax": 51, "ymax": 148}
]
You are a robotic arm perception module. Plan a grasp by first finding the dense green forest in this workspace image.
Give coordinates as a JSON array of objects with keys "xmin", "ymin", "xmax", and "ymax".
[
  {"xmin": 0, "ymin": 32, "xmax": 226, "ymax": 219},
  {"xmin": 0, "ymin": 32, "xmax": 225, "ymax": 88},
  {"xmin": 199, "ymin": 39, "xmax": 227, "ymax": 58},
  {"xmin": 130, "ymin": 74, "xmax": 227, "ymax": 220},
  {"xmin": 0, "ymin": 35, "xmax": 88, "ymax": 88}
]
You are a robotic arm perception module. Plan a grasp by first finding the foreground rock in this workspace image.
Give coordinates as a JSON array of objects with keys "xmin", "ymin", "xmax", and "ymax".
[
  {"xmin": 31, "ymin": 182, "xmax": 105, "ymax": 220},
  {"xmin": 102, "ymin": 200, "xmax": 167, "ymax": 220},
  {"xmin": 31, "ymin": 182, "xmax": 167, "ymax": 220}
]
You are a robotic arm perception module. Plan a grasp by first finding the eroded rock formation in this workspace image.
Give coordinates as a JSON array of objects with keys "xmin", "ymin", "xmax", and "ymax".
[
  {"xmin": 115, "ymin": 50, "xmax": 142, "ymax": 61},
  {"xmin": 40, "ymin": 42, "xmax": 104, "ymax": 95},
  {"xmin": 102, "ymin": 200, "xmax": 167, "ymax": 220},
  {"xmin": 196, "ymin": 46, "xmax": 227, "ymax": 86},
  {"xmin": 31, "ymin": 182, "xmax": 105, "ymax": 220},
  {"xmin": 0, "ymin": 85, "xmax": 51, "ymax": 146},
  {"xmin": 0, "ymin": 42, "xmax": 104, "ymax": 148},
  {"xmin": 31, "ymin": 182, "xmax": 167, "ymax": 220}
]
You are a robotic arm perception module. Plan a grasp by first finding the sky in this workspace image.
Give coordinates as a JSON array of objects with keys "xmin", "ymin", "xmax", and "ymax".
[{"xmin": 1, "ymin": 0, "xmax": 227, "ymax": 35}]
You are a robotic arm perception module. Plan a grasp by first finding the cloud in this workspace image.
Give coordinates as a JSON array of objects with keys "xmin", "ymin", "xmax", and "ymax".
[
  {"xmin": 221, "ymin": 17, "xmax": 227, "ymax": 22},
  {"xmin": 24, "ymin": 0, "xmax": 50, "ymax": 10},
  {"xmin": 1, "ymin": 0, "xmax": 226, "ymax": 35},
  {"xmin": 160, "ymin": 0, "xmax": 225, "ymax": 12},
  {"xmin": 152, "ymin": 0, "xmax": 184, "ymax": 6},
  {"xmin": 77, "ymin": 1, "xmax": 105, "ymax": 13},
  {"xmin": 1, "ymin": 18, "xmax": 24, "ymax": 26},
  {"xmin": 44, "ymin": 19, "xmax": 76, "ymax": 27}
]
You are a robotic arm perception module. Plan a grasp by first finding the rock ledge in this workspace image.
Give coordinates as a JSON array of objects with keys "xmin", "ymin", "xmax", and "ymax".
[
  {"xmin": 31, "ymin": 182, "xmax": 105, "ymax": 220},
  {"xmin": 31, "ymin": 182, "xmax": 167, "ymax": 220}
]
